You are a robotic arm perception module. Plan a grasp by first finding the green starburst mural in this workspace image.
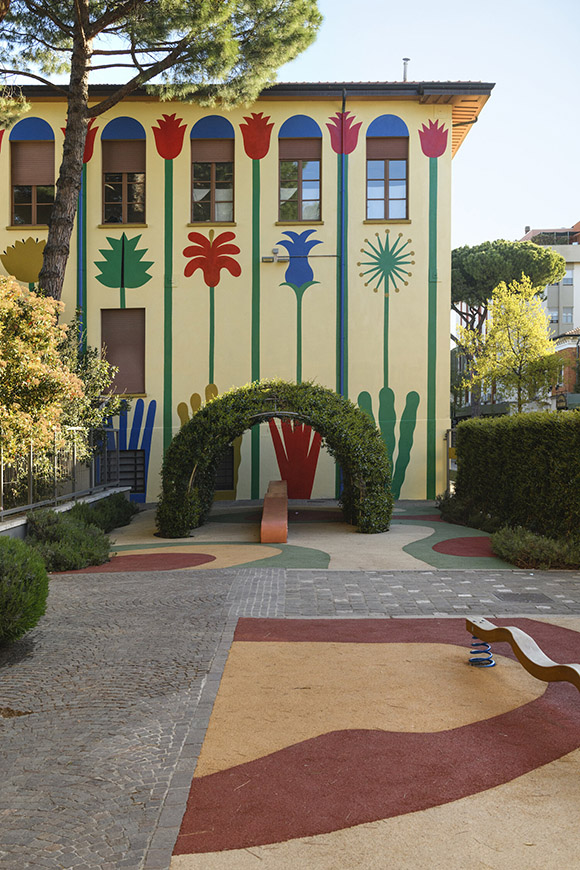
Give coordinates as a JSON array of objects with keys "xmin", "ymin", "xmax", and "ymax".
[{"xmin": 358, "ymin": 230, "xmax": 414, "ymax": 297}]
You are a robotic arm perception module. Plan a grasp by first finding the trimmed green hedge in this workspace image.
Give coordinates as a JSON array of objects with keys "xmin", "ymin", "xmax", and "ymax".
[
  {"xmin": 0, "ymin": 536, "xmax": 49, "ymax": 644},
  {"xmin": 69, "ymin": 492, "xmax": 138, "ymax": 533},
  {"xmin": 157, "ymin": 379, "xmax": 392, "ymax": 537},
  {"xmin": 26, "ymin": 509, "xmax": 111, "ymax": 572},
  {"xmin": 454, "ymin": 410, "xmax": 580, "ymax": 538}
]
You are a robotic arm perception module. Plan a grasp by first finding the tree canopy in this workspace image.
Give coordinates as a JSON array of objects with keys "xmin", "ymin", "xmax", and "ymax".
[
  {"xmin": 452, "ymin": 239, "xmax": 566, "ymax": 333},
  {"xmin": 459, "ymin": 276, "xmax": 560, "ymax": 413},
  {"xmin": 0, "ymin": 0, "xmax": 322, "ymax": 299}
]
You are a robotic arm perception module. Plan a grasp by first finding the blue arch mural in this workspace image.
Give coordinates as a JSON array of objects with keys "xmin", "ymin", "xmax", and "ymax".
[
  {"xmin": 367, "ymin": 114, "xmax": 409, "ymax": 137},
  {"xmin": 190, "ymin": 116, "xmax": 235, "ymax": 139},
  {"xmin": 101, "ymin": 117, "xmax": 146, "ymax": 140},
  {"xmin": 279, "ymin": 115, "xmax": 322, "ymax": 138},
  {"xmin": 10, "ymin": 117, "xmax": 54, "ymax": 141}
]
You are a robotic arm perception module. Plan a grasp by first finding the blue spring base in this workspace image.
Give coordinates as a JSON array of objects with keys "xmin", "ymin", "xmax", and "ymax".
[{"xmin": 469, "ymin": 636, "xmax": 496, "ymax": 667}]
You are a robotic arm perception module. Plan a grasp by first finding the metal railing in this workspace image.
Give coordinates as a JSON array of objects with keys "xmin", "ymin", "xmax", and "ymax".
[{"xmin": 0, "ymin": 427, "xmax": 122, "ymax": 520}]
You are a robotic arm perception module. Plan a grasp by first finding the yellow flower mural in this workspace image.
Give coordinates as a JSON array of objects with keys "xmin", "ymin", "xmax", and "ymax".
[{"xmin": 0, "ymin": 237, "xmax": 46, "ymax": 285}]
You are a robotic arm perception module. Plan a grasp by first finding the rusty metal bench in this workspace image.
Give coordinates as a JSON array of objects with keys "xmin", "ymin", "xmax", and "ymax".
[{"xmin": 260, "ymin": 480, "xmax": 288, "ymax": 544}]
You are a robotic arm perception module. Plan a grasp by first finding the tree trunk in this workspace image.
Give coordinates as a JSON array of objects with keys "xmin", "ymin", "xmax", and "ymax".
[{"xmin": 38, "ymin": 10, "xmax": 91, "ymax": 301}]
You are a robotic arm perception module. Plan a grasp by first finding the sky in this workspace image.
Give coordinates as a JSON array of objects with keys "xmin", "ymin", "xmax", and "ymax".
[{"xmin": 275, "ymin": 0, "xmax": 580, "ymax": 248}]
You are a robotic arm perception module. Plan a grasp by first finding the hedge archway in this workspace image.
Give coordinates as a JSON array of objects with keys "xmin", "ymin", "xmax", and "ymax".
[{"xmin": 156, "ymin": 380, "xmax": 392, "ymax": 537}]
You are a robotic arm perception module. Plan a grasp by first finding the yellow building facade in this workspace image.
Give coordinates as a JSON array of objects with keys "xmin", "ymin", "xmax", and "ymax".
[{"xmin": 0, "ymin": 81, "xmax": 492, "ymax": 503}]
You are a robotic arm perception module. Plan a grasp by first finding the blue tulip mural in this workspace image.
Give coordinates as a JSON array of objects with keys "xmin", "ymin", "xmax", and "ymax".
[{"xmin": 278, "ymin": 229, "xmax": 322, "ymax": 382}]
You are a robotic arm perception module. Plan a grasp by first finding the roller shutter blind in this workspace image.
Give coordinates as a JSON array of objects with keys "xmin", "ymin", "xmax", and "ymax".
[
  {"xmin": 11, "ymin": 141, "xmax": 55, "ymax": 185},
  {"xmin": 101, "ymin": 308, "xmax": 145, "ymax": 394},
  {"xmin": 279, "ymin": 138, "xmax": 321, "ymax": 160},
  {"xmin": 191, "ymin": 138, "xmax": 234, "ymax": 161},
  {"xmin": 366, "ymin": 137, "xmax": 408, "ymax": 159},
  {"xmin": 102, "ymin": 140, "xmax": 146, "ymax": 173}
]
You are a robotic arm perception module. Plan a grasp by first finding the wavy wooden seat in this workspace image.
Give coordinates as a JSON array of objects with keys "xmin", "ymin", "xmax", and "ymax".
[
  {"xmin": 260, "ymin": 480, "xmax": 288, "ymax": 544},
  {"xmin": 466, "ymin": 616, "xmax": 580, "ymax": 693}
]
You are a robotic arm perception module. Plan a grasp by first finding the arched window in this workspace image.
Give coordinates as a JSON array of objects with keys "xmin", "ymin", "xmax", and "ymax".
[
  {"xmin": 278, "ymin": 115, "xmax": 322, "ymax": 222},
  {"xmin": 10, "ymin": 118, "xmax": 55, "ymax": 226},
  {"xmin": 366, "ymin": 115, "xmax": 409, "ymax": 220},
  {"xmin": 101, "ymin": 117, "xmax": 146, "ymax": 224},
  {"xmin": 190, "ymin": 116, "xmax": 235, "ymax": 223}
]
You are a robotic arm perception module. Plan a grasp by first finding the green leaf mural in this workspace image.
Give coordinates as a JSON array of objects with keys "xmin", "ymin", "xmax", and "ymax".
[
  {"xmin": 95, "ymin": 233, "xmax": 153, "ymax": 308},
  {"xmin": 358, "ymin": 387, "xmax": 419, "ymax": 499}
]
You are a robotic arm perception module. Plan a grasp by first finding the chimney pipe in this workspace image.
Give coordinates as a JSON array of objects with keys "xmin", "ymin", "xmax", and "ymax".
[
  {"xmin": 402, "ymin": 58, "xmax": 410, "ymax": 82},
  {"xmin": 525, "ymin": 225, "xmax": 530, "ymax": 233}
]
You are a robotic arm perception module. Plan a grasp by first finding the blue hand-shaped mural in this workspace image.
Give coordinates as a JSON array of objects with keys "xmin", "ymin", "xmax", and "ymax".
[{"xmin": 106, "ymin": 399, "xmax": 157, "ymax": 502}]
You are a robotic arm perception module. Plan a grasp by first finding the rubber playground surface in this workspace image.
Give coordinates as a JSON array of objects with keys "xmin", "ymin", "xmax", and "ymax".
[
  {"xmin": 96, "ymin": 499, "xmax": 512, "ymax": 573},
  {"xmin": 170, "ymin": 616, "xmax": 580, "ymax": 869},
  {"xmin": 47, "ymin": 501, "xmax": 580, "ymax": 867}
]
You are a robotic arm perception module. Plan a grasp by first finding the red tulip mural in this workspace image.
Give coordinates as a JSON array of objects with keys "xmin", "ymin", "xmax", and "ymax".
[
  {"xmin": 183, "ymin": 230, "xmax": 242, "ymax": 385},
  {"xmin": 327, "ymin": 109, "xmax": 361, "ymax": 497},
  {"xmin": 418, "ymin": 119, "xmax": 448, "ymax": 159},
  {"xmin": 326, "ymin": 111, "xmax": 362, "ymax": 155},
  {"xmin": 240, "ymin": 112, "xmax": 274, "ymax": 160},
  {"xmin": 152, "ymin": 112, "xmax": 187, "ymax": 160},
  {"xmin": 153, "ymin": 112, "xmax": 186, "ymax": 451},
  {"xmin": 239, "ymin": 111, "xmax": 273, "ymax": 498},
  {"xmin": 268, "ymin": 418, "xmax": 322, "ymax": 499},
  {"xmin": 419, "ymin": 118, "xmax": 449, "ymax": 498}
]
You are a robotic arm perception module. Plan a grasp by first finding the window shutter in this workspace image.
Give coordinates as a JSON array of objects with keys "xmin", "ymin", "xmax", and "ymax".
[
  {"xmin": 366, "ymin": 137, "xmax": 408, "ymax": 159},
  {"xmin": 102, "ymin": 140, "xmax": 146, "ymax": 173},
  {"xmin": 191, "ymin": 138, "xmax": 234, "ymax": 162},
  {"xmin": 101, "ymin": 308, "xmax": 145, "ymax": 394},
  {"xmin": 279, "ymin": 137, "xmax": 322, "ymax": 160},
  {"xmin": 11, "ymin": 141, "xmax": 55, "ymax": 185}
]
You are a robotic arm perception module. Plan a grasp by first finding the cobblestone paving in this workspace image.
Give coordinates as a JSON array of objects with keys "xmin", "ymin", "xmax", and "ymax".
[{"xmin": 2, "ymin": 566, "xmax": 580, "ymax": 869}]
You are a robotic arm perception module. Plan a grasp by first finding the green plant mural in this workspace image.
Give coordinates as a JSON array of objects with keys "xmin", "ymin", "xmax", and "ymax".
[
  {"xmin": 357, "ymin": 230, "xmax": 417, "ymax": 497},
  {"xmin": 358, "ymin": 230, "xmax": 414, "ymax": 387},
  {"xmin": 95, "ymin": 233, "xmax": 153, "ymax": 308},
  {"xmin": 358, "ymin": 387, "xmax": 419, "ymax": 499}
]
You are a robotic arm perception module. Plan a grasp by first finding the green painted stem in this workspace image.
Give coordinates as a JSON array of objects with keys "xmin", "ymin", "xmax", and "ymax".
[
  {"xmin": 163, "ymin": 158, "xmax": 174, "ymax": 454},
  {"xmin": 209, "ymin": 286, "xmax": 215, "ymax": 385},
  {"xmin": 426, "ymin": 156, "xmax": 438, "ymax": 499},
  {"xmin": 78, "ymin": 163, "xmax": 87, "ymax": 352},
  {"xmin": 120, "ymin": 285, "xmax": 126, "ymax": 309},
  {"xmin": 251, "ymin": 158, "xmax": 261, "ymax": 498},
  {"xmin": 383, "ymin": 291, "xmax": 389, "ymax": 388},
  {"xmin": 296, "ymin": 292, "xmax": 303, "ymax": 383}
]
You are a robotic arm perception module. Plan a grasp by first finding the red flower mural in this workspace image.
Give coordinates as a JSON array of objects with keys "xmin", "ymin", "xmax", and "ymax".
[
  {"xmin": 183, "ymin": 230, "xmax": 241, "ymax": 286},
  {"xmin": 152, "ymin": 113, "xmax": 187, "ymax": 160},
  {"xmin": 268, "ymin": 419, "xmax": 322, "ymax": 499},
  {"xmin": 326, "ymin": 111, "xmax": 361, "ymax": 155},
  {"xmin": 61, "ymin": 117, "xmax": 98, "ymax": 163},
  {"xmin": 240, "ymin": 112, "xmax": 274, "ymax": 159},
  {"xmin": 0, "ymin": 128, "xmax": 4, "ymax": 153},
  {"xmin": 418, "ymin": 119, "xmax": 448, "ymax": 158}
]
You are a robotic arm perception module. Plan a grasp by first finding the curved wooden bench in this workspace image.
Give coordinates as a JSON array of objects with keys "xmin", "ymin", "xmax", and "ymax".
[
  {"xmin": 260, "ymin": 480, "xmax": 288, "ymax": 544},
  {"xmin": 466, "ymin": 616, "xmax": 580, "ymax": 693}
]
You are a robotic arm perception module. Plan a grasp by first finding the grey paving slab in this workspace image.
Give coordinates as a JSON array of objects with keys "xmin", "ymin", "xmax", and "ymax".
[{"xmin": 2, "ymin": 565, "xmax": 580, "ymax": 869}]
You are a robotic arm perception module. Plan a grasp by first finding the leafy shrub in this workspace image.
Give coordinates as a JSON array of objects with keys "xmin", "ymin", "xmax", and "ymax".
[
  {"xmin": 157, "ymin": 379, "xmax": 392, "ymax": 537},
  {"xmin": 453, "ymin": 411, "xmax": 580, "ymax": 539},
  {"xmin": 0, "ymin": 536, "xmax": 49, "ymax": 643},
  {"xmin": 436, "ymin": 492, "xmax": 502, "ymax": 534},
  {"xmin": 26, "ymin": 509, "xmax": 110, "ymax": 572},
  {"xmin": 491, "ymin": 527, "xmax": 580, "ymax": 570},
  {"xmin": 69, "ymin": 493, "xmax": 138, "ymax": 533}
]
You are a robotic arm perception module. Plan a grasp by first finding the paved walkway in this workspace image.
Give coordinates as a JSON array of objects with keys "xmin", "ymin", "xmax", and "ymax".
[{"xmin": 1, "ymin": 503, "xmax": 580, "ymax": 869}]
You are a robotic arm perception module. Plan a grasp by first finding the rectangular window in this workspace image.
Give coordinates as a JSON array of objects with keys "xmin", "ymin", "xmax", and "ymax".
[
  {"xmin": 191, "ymin": 138, "xmax": 234, "ymax": 222},
  {"xmin": 366, "ymin": 137, "xmax": 408, "ymax": 220},
  {"xmin": 11, "ymin": 141, "xmax": 55, "ymax": 225},
  {"xmin": 563, "ymin": 269, "xmax": 573, "ymax": 285},
  {"xmin": 548, "ymin": 309, "xmax": 559, "ymax": 323},
  {"xmin": 102, "ymin": 140, "xmax": 145, "ymax": 224},
  {"xmin": 563, "ymin": 307, "xmax": 573, "ymax": 323},
  {"xmin": 279, "ymin": 138, "xmax": 321, "ymax": 221},
  {"xmin": 101, "ymin": 308, "xmax": 145, "ymax": 394}
]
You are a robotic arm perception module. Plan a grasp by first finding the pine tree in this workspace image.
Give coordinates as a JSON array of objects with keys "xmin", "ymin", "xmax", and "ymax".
[{"xmin": 0, "ymin": 1, "xmax": 321, "ymax": 300}]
